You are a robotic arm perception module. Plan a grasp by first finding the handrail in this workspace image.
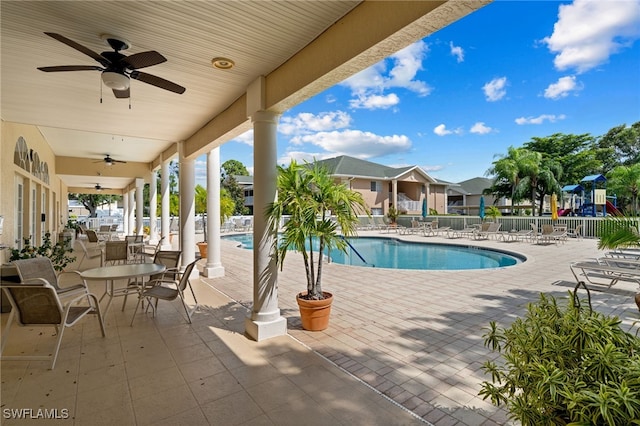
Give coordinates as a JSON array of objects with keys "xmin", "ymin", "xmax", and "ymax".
[{"xmin": 340, "ymin": 235, "xmax": 372, "ymax": 266}]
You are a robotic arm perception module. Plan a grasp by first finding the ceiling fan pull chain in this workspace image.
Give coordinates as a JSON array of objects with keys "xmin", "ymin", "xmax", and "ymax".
[{"xmin": 100, "ymin": 77, "xmax": 103, "ymax": 103}]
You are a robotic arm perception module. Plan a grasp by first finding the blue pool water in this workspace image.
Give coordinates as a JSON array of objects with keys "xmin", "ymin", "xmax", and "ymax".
[{"xmin": 222, "ymin": 234, "xmax": 524, "ymax": 270}]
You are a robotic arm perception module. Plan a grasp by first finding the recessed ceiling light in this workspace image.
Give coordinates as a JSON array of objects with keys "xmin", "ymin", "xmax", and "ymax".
[{"xmin": 211, "ymin": 57, "xmax": 235, "ymax": 70}]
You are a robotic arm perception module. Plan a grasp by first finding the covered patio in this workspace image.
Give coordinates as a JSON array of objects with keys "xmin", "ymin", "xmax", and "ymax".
[{"xmin": 2, "ymin": 231, "xmax": 638, "ymax": 424}]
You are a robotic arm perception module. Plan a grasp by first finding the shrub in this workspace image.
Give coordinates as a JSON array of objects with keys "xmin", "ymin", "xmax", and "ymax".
[
  {"xmin": 479, "ymin": 291, "xmax": 640, "ymax": 425},
  {"xmin": 10, "ymin": 232, "xmax": 76, "ymax": 272}
]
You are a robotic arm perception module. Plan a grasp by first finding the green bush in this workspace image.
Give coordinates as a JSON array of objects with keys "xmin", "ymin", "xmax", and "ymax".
[
  {"xmin": 480, "ymin": 292, "xmax": 640, "ymax": 425},
  {"xmin": 10, "ymin": 232, "xmax": 76, "ymax": 272}
]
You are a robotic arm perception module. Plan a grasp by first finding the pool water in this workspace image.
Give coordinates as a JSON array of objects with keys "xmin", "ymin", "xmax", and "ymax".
[{"xmin": 222, "ymin": 234, "xmax": 524, "ymax": 270}]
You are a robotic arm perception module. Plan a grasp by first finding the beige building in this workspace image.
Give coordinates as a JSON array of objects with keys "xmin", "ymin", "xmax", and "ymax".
[{"xmin": 313, "ymin": 156, "xmax": 449, "ymax": 216}]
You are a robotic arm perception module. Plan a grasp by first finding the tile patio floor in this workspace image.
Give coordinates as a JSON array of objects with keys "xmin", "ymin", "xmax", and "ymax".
[{"xmin": 1, "ymin": 231, "xmax": 639, "ymax": 425}]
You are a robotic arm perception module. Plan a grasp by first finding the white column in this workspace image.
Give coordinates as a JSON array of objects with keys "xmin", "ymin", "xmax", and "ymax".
[
  {"xmin": 122, "ymin": 190, "xmax": 129, "ymax": 235},
  {"xmin": 128, "ymin": 190, "xmax": 135, "ymax": 235},
  {"xmin": 161, "ymin": 157, "xmax": 172, "ymax": 249},
  {"xmin": 135, "ymin": 178, "xmax": 144, "ymax": 235},
  {"xmin": 179, "ymin": 142, "xmax": 197, "ymax": 277},
  {"xmin": 203, "ymin": 147, "xmax": 225, "ymax": 278},
  {"xmin": 245, "ymin": 110, "xmax": 287, "ymax": 341},
  {"xmin": 149, "ymin": 170, "xmax": 158, "ymax": 243}
]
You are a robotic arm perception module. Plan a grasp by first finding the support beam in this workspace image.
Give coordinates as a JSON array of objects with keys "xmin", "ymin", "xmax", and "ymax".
[
  {"xmin": 203, "ymin": 147, "xmax": 224, "ymax": 278},
  {"xmin": 245, "ymin": 109, "xmax": 286, "ymax": 341}
]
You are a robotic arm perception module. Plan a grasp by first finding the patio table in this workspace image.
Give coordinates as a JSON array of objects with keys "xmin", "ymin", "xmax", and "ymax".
[{"xmin": 81, "ymin": 263, "xmax": 165, "ymax": 318}]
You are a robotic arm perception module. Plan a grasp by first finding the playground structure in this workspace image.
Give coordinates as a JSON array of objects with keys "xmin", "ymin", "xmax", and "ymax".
[{"xmin": 560, "ymin": 174, "xmax": 621, "ymax": 217}]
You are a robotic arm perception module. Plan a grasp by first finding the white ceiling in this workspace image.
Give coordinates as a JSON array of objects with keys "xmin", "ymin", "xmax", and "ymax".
[{"xmin": 1, "ymin": 1, "xmax": 489, "ymax": 191}]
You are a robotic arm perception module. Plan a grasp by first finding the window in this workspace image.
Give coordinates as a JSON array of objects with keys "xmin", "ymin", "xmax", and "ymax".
[{"xmin": 370, "ymin": 181, "xmax": 381, "ymax": 192}]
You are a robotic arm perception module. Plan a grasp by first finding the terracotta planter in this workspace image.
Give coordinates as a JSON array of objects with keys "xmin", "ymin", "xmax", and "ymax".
[
  {"xmin": 197, "ymin": 242, "xmax": 208, "ymax": 259},
  {"xmin": 296, "ymin": 291, "xmax": 333, "ymax": 331},
  {"xmin": 635, "ymin": 293, "xmax": 640, "ymax": 312}
]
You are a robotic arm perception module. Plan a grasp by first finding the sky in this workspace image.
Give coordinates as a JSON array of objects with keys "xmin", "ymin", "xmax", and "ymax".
[{"xmin": 196, "ymin": 0, "xmax": 640, "ymax": 186}]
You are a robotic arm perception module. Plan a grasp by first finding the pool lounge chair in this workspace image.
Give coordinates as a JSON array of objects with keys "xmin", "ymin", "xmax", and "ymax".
[
  {"xmin": 474, "ymin": 222, "xmax": 501, "ymax": 240},
  {"xmin": 570, "ymin": 260, "xmax": 640, "ymax": 289}
]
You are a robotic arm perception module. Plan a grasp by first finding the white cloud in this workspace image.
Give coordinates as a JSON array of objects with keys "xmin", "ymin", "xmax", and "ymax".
[
  {"xmin": 279, "ymin": 111, "xmax": 351, "ymax": 137},
  {"xmin": 482, "ymin": 77, "xmax": 508, "ymax": 101},
  {"xmin": 277, "ymin": 151, "xmax": 332, "ymax": 166},
  {"xmin": 544, "ymin": 75, "xmax": 582, "ymax": 99},
  {"xmin": 515, "ymin": 114, "xmax": 567, "ymax": 125},
  {"xmin": 290, "ymin": 129, "xmax": 412, "ymax": 159},
  {"xmin": 470, "ymin": 122, "xmax": 492, "ymax": 134},
  {"xmin": 422, "ymin": 165, "xmax": 444, "ymax": 172},
  {"xmin": 433, "ymin": 124, "xmax": 462, "ymax": 136},
  {"xmin": 349, "ymin": 93, "xmax": 399, "ymax": 110},
  {"xmin": 230, "ymin": 130, "xmax": 254, "ymax": 146},
  {"xmin": 341, "ymin": 40, "xmax": 431, "ymax": 110},
  {"xmin": 543, "ymin": 0, "xmax": 640, "ymax": 73},
  {"xmin": 450, "ymin": 41, "xmax": 464, "ymax": 62}
]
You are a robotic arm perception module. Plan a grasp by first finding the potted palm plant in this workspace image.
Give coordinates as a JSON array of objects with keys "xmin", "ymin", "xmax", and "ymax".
[
  {"xmin": 266, "ymin": 160, "xmax": 368, "ymax": 331},
  {"xmin": 194, "ymin": 184, "xmax": 235, "ymax": 259}
]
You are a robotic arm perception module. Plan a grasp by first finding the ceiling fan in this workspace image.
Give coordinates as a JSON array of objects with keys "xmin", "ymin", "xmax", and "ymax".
[
  {"xmin": 94, "ymin": 155, "xmax": 126, "ymax": 166},
  {"xmin": 37, "ymin": 32, "xmax": 186, "ymax": 99}
]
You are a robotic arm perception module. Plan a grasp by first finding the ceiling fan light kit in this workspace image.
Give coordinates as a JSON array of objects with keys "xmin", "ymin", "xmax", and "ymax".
[{"xmin": 101, "ymin": 71, "xmax": 130, "ymax": 90}]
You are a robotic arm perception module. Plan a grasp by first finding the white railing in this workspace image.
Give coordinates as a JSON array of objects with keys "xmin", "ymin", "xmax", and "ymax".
[{"xmin": 392, "ymin": 215, "xmax": 639, "ymax": 239}]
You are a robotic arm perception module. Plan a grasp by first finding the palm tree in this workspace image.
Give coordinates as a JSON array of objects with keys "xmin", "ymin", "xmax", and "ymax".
[
  {"xmin": 266, "ymin": 160, "xmax": 368, "ymax": 300},
  {"xmin": 598, "ymin": 215, "xmax": 640, "ymax": 250},
  {"xmin": 487, "ymin": 147, "xmax": 543, "ymax": 215},
  {"xmin": 608, "ymin": 164, "xmax": 640, "ymax": 214}
]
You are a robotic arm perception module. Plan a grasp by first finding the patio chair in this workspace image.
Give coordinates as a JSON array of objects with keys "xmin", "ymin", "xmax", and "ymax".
[
  {"xmin": 125, "ymin": 235, "xmax": 145, "ymax": 263},
  {"xmin": 130, "ymin": 259, "xmax": 198, "ymax": 325},
  {"xmin": 103, "ymin": 240, "xmax": 129, "ymax": 265},
  {"xmin": 141, "ymin": 236, "xmax": 165, "ymax": 262},
  {"xmin": 0, "ymin": 281, "xmax": 105, "ymax": 369},
  {"xmin": 13, "ymin": 257, "xmax": 88, "ymax": 300},
  {"xmin": 536, "ymin": 224, "xmax": 555, "ymax": 244},
  {"xmin": 150, "ymin": 250, "xmax": 182, "ymax": 282},
  {"xmin": 76, "ymin": 238, "xmax": 104, "ymax": 269},
  {"xmin": 85, "ymin": 229, "xmax": 105, "ymax": 245}
]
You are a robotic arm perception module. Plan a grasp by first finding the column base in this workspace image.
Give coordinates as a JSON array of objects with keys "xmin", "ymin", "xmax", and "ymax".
[
  {"xmin": 244, "ymin": 316, "xmax": 287, "ymax": 341},
  {"xmin": 202, "ymin": 265, "xmax": 225, "ymax": 278}
]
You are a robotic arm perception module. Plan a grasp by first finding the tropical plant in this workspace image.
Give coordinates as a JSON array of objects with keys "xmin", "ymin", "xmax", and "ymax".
[
  {"xmin": 607, "ymin": 163, "xmax": 640, "ymax": 214},
  {"xmin": 386, "ymin": 205, "xmax": 400, "ymax": 223},
  {"xmin": 485, "ymin": 205, "xmax": 501, "ymax": 221},
  {"xmin": 266, "ymin": 160, "xmax": 368, "ymax": 300},
  {"xmin": 195, "ymin": 184, "xmax": 235, "ymax": 242},
  {"xmin": 597, "ymin": 215, "xmax": 640, "ymax": 250},
  {"xmin": 480, "ymin": 292, "xmax": 640, "ymax": 426},
  {"xmin": 10, "ymin": 232, "xmax": 76, "ymax": 272}
]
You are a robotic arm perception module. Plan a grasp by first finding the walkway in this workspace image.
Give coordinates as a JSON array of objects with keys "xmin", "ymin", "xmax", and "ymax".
[{"xmin": 1, "ymin": 233, "xmax": 638, "ymax": 425}]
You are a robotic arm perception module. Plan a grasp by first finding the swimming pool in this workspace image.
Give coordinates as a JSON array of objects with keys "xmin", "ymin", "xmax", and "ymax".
[{"xmin": 222, "ymin": 234, "xmax": 525, "ymax": 270}]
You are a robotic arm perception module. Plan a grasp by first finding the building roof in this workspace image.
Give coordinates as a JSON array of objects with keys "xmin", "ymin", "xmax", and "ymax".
[
  {"xmin": 456, "ymin": 177, "xmax": 493, "ymax": 195},
  {"xmin": 313, "ymin": 155, "xmax": 437, "ymax": 183},
  {"xmin": 233, "ymin": 175, "xmax": 254, "ymax": 185}
]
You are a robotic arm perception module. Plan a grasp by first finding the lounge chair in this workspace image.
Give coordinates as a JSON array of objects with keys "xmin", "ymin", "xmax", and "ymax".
[
  {"xmin": 566, "ymin": 224, "xmax": 582, "ymax": 239},
  {"xmin": 499, "ymin": 229, "xmax": 532, "ymax": 243},
  {"xmin": 474, "ymin": 222, "xmax": 501, "ymax": 240},
  {"xmin": 570, "ymin": 260, "xmax": 640, "ymax": 289}
]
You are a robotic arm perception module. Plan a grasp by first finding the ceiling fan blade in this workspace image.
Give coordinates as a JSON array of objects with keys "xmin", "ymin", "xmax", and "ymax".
[
  {"xmin": 44, "ymin": 32, "xmax": 110, "ymax": 67},
  {"xmin": 38, "ymin": 65, "xmax": 102, "ymax": 72},
  {"xmin": 130, "ymin": 71, "xmax": 185, "ymax": 94},
  {"xmin": 113, "ymin": 159, "xmax": 127, "ymax": 163},
  {"xmin": 112, "ymin": 88, "xmax": 130, "ymax": 99},
  {"xmin": 121, "ymin": 51, "xmax": 167, "ymax": 70}
]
